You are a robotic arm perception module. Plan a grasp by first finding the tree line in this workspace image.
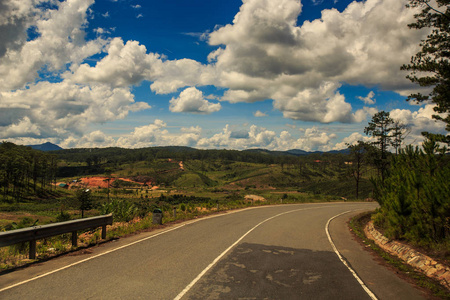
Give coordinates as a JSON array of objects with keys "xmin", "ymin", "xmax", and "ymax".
[
  {"xmin": 54, "ymin": 145, "xmax": 350, "ymax": 175},
  {"xmin": 0, "ymin": 142, "xmax": 57, "ymax": 202}
]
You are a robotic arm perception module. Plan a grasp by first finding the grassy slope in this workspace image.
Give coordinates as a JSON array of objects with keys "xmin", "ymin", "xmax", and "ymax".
[{"xmin": 1, "ymin": 158, "xmax": 369, "ymax": 229}]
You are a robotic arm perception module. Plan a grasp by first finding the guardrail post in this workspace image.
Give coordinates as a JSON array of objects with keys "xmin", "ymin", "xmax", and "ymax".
[
  {"xmin": 173, "ymin": 207, "xmax": 177, "ymax": 218},
  {"xmin": 101, "ymin": 225, "xmax": 107, "ymax": 239},
  {"xmin": 29, "ymin": 240, "xmax": 36, "ymax": 260},
  {"xmin": 72, "ymin": 231, "xmax": 78, "ymax": 247}
]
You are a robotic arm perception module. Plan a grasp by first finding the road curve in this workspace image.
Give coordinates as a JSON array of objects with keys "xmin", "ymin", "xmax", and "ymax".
[{"xmin": 0, "ymin": 202, "xmax": 426, "ymax": 299}]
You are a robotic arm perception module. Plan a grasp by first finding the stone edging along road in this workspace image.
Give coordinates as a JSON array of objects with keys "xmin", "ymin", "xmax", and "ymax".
[{"xmin": 364, "ymin": 221, "xmax": 450, "ymax": 291}]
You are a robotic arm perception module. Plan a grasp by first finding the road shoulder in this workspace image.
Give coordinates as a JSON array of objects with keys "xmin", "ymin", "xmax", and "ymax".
[{"xmin": 329, "ymin": 210, "xmax": 428, "ymax": 300}]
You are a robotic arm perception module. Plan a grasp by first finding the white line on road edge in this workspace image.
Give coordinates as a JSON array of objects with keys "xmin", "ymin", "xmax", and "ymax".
[
  {"xmin": 326, "ymin": 211, "xmax": 378, "ymax": 300},
  {"xmin": 0, "ymin": 204, "xmax": 311, "ymax": 293},
  {"xmin": 174, "ymin": 206, "xmax": 327, "ymax": 300},
  {"xmin": 0, "ymin": 223, "xmax": 187, "ymax": 293}
]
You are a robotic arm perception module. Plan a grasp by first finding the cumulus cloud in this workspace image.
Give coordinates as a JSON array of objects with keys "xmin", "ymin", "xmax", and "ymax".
[
  {"xmin": 254, "ymin": 110, "xmax": 267, "ymax": 117},
  {"xmin": 358, "ymin": 91, "xmax": 376, "ymax": 105},
  {"xmin": 70, "ymin": 38, "xmax": 160, "ymax": 87},
  {"xmin": 0, "ymin": 81, "xmax": 151, "ymax": 139},
  {"xmin": 0, "ymin": 0, "xmax": 105, "ymax": 90},
  {"xmin": 390, "ymin": 104, "xmax": 447, "ymax": 145},
  {"xmin": 332, "ymin": 132, "xmax": 374, "ymax": 150},
  {"xmin": 61, "ymin": 130, "xmax": 116, "ymax": 148},
  {"xmin": 205, "ymin": 0, "xmax": 428, "ymax": 122},
  {"xmin": 0, "ymin": 0, "xmax": 151, "ymax": 141},
  {"xmin": 331, "ymin": 105, "xmax": 446, "ymax": 150},
  {"xmin": 10, "ymin": 106, "xmax": 440, "ymax": 151},
  {"xmin": 197, "ymin": 124, "xmax": 337, "ymax": 151},
  {"xmin": 0, "ymin": 0, "xmax": 37, "ymax": 59},
  {"xmin": 180, "ymin": 126, "xmax": 202, "ymax": 134},
  {"xmin": 0, "ymin": 117, "xmax": 41, "ymax": 139},
  {"xmin": 169, "ymin": 87, "xmax": 221, "ymax": 114}
]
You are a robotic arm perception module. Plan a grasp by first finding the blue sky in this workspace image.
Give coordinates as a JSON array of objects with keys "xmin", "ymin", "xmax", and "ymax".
[{"xmin": 0, "ymin": 0, "xmax": 446, "ymax": 151}]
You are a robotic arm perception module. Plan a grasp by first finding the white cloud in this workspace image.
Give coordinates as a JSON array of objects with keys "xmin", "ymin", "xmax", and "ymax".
[
  {"xmin": 0, "ymin": 0, "xmax": 105, "ymax": 90},
  {"xmin": 357, "ymin": 91, "xmax": 376, "ymax": 105},
  {"xmin": 0, "ymin": 81, "xmax": 151, "ymax": 139},
  {"xmin": 169, "ymin": 87, "xmax": 221, "ymax": 114},
  {"xmin": 13, "ymin": 110, "xmax": 440, "ymax": 152},
  {"xmin": 352, "ymin": 106, "xmax": 378, "ymax": 123},
  {"xmin": 332, "ymin": 132, "xmax": 374, "ymax": 150},
  {"xmin": 180, "ymin": 126, "xmax": 202, "ymax": 134},
  {"xmin": 205, "ymin": 0, "xmax": 428, "ymax": 122},
  {"xmin": 390, "ymin": 104, "xmax": 447, "ymax": 145},
  {"xmin": 254, "ymin": 110, "xmax": 267, "ymax": 117},
  {"xmin": 116, "ymin": 119, "xmax": 168, "ymax": 148},
  {"xmin": 197, "ymin": 124, "xmax": 337, "ymax": 151},
  {"xmin": 273, "ymin": 81, "xmax": 362, "ymax": 123},
  {"xmin": 61, "ymin": 130, "xmax": 116, "ymax": 148},
  {"xmin": 0, "ymin": 0, "xmax": 37, "ymax": 59},
  {"xmin": 69, "ymin": 38, "xmax": 160, "ymax": 87},
  {"xmin": 0, "ymin": 117, "xmax": 40, "ymax": 139}
]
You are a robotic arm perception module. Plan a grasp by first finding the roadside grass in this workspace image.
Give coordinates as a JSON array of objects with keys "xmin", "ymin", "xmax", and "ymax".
[{"xmin": 349, "ymin": 212, "xmax": 449, "ymax": 299}]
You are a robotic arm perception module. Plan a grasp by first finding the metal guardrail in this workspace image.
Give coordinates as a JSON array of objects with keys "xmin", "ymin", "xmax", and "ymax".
[{"xmin": 0, "ymin": 214, "xmax": 113, "ymax": 259}]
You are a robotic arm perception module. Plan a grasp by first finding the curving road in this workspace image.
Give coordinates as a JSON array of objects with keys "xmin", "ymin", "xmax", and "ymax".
[{"xmin": 0, "ymin": 203, "xmax": 427, "ymax": 299}]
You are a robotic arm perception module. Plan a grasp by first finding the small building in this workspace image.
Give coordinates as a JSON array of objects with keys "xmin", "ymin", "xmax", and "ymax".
[{"xmin": 58, "ymin": 183, "xmax": 68, "ymax": 189}]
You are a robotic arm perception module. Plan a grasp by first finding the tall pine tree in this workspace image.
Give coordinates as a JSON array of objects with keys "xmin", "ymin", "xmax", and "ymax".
[{"xmin": 401, "ymin": 0, "xmax": 450, "ymax": 143}]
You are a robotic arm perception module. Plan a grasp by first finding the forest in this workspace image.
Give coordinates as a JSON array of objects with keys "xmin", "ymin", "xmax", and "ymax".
[{"xmin": 0, "ymin": 142, "xmax": 57, "ymax": 202}]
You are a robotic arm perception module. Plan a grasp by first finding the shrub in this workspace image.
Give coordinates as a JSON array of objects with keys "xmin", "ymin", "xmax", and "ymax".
[
  {"xmin": 56, "ymin": 211, "xmax": 71, "ymax": 223},
  {"xmin": 100, "ymin": 199, "xmax": 139, "ymax": 222}
]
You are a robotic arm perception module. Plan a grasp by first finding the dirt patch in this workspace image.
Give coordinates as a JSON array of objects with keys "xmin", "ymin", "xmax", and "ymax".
[
  {"xmin": 69, "ymin": 176, "xmax": 152, "ymax": 189},
  {"xmin": 244, "ymin": 195, "xmax": 266, "ymax": 202}
]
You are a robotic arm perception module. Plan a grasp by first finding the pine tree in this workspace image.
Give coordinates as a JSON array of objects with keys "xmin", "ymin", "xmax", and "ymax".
[
  {"xmin": 364, "ymin": 111, "xmax": 395, "ymax": 180},
  {"xmin": 401, "ymin": 0, "xmax": 450, "ymax": 142}
]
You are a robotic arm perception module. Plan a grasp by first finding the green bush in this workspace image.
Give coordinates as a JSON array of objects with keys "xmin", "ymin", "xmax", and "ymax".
[
  {"xmin": 100, "ymin": 199, "xmax": 139, "ymax": 222},
  {"xmin": 55, "ymin": 211, "xmax": 71, "ymax": 223},
  {"xmin": 372, "ymin": 140, "xmax": 449, "ymax": 247}
]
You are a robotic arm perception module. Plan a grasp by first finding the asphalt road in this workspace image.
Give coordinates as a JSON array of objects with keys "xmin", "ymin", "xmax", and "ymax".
[{"xmin": 0, "ymin": 202, "xmax": 427, "ymax": 299}]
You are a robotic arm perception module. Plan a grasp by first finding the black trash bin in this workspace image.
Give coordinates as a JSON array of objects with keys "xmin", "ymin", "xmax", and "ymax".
[{"xmin": 152, "ymin": 208, "xmax": 163, "ymax": 225}]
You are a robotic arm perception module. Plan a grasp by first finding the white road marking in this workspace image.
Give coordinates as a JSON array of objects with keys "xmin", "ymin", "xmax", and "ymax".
[
  {"xmin": 0, "ymin": 223, "xmax": 187, "ymax": 293},
  {"xmin": 326, "ymin": 210, "xmax": 378, "ymax": 300},
  {"xmin": 174, "ymin": 206, "xmax": 329, "ymax": 300}
]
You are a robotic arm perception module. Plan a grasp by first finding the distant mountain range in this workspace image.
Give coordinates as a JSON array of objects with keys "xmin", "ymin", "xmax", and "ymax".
[
  {"xmin": 28, "ymin": 142, "xmax": 63, "ymax": 151},
  {"xmin": 26, "ymin": 142, "xmax": 349, "ymax": 155},
  {"xmin": 244, "ymin": 148, "xmax": 350, "ymax": 156}
]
